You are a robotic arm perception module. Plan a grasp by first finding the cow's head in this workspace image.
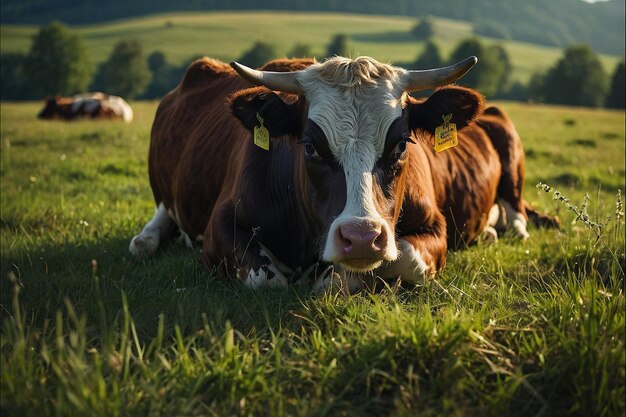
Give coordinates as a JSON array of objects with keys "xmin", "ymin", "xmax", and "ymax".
[
  {"xmin": 37, "ymin": 97, "xmax": 61, "ymax": 119},
  {"xmin": 230, "ymin": 56, "xmax": 481, "ymax": 272}
]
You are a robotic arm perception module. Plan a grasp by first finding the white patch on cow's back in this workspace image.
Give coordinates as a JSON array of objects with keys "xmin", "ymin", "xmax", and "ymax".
[
  {"xmin": 83, "ymin": 99, "xmax": 100, "ymax": 114},
  {"xmin": 106, "ymin": 95, "xmax": 133, "ymax": 122},
  {"xmin": 69, "ymin": 92, "xmax": 133, "ymax": 122},
  {"xmin": 70, "ymin": 98, "xmax": 98, "ymax": 115}
]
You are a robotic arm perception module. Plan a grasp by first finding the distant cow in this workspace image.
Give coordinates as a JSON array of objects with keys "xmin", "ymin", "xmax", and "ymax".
[
  {"xmin": 37, "ymin": 92, "xmax": 133, "ymax": 122},
  {"xmin": 129, "ymin": 56, "xmax": 557, "ymax": 291}
]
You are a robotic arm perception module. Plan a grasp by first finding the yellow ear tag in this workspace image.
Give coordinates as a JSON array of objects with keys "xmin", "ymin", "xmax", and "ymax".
[
  {"xmin": 434, "ymin": 113, "xmax": 458, "ymax": 152},
  {"xmin": 253, "ymin": 113, "xmax": 270, "ymax": 151}
]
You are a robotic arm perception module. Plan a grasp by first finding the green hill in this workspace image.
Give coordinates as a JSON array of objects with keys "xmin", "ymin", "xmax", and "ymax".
[
  {"xmin": 1, "ymin": 0, "xmax": 624, "ymax": 55},
  {"xmin": 1, "ymin": 11, "xmax": 622, "ymax": 86}
]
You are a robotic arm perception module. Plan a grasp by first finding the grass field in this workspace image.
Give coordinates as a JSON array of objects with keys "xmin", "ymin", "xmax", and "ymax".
[
  {"xmin": 1, "ymin": 99, "xmax": 624, "ymax": 416},
  {"xmin": 1, "ymin": 11, "xmax": 623, "ymax": 85}
]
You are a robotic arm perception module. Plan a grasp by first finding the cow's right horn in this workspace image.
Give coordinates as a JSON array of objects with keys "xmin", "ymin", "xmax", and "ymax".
[
  {"xmin": 230, "ymin": 62, "xmax": 305, "ymax": 95},
  {"xmin": 403, "ymin": 56, "xmax": 478, "ymax": 92}
]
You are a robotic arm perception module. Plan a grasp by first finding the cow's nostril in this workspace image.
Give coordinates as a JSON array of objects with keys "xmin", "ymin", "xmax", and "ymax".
[
  {"xmin": 373, "ymin": 227, "xmax": 387, "ymax": 251},
  {"xmin": 338, "ymin": 223, "xmax": 384, "ymax": 253},
  {"xmin": 339, "ymin": 227, "xmax": 353, "ymax": 248}
]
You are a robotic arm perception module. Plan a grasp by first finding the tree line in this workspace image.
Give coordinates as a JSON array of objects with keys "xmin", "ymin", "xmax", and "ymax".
[
  {"xmin": 2, "ymin": 0, "xmax": 623, "ymax": 55},
  {"xmin": 1, "ymin": 21, "xmax": 623, "ymax": 109}
]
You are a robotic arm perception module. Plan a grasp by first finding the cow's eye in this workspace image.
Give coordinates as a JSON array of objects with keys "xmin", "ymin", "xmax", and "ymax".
[
  {"xmin": 304, "ymin": 142, "xmax": 319, "ymax": 158},
  {"xmin": 390, "ymin": 139, "xmax": 409, "ymax": 161}
]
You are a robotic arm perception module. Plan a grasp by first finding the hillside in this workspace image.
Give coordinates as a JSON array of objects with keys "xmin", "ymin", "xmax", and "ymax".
[
  {"xmin": 1, "ymin": 12, "xmax": 623, "ymax": 89},
  {"xmin": 1, "ymin": 0, "xmax": 624, "ymax": 55}
]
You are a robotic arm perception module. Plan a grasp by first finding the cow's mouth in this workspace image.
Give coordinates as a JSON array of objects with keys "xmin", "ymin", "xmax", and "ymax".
[{"xmin": 341, "ymin": 258, "xmax": 383, "ymax": 272}]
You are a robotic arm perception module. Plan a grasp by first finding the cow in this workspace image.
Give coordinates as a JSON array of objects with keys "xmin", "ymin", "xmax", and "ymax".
[
  {"xmin": 129, "ymin": 56, "xmax": 558, "ymax": 292},
  {"xmin": 37, "ymin": 92, "xmax": 133, "ymax": 122}
]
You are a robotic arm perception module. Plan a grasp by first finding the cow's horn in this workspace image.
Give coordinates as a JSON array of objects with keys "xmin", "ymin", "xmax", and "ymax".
[
  {"xmin": 230, "ymin": 61, "xmax": 304, "ymax": 95},
  {"xmin": 403, "ymin": 56, "xmax": 478, "ymax": 92}
]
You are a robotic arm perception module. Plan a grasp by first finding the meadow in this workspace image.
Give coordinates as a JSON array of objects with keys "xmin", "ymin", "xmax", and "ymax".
[
  {"xmin": 1, "ymin": 11, "xmax": 623, "ymax": 85},
  {"xmin": 0, "ymin": 99, "xmax": 624, "ymax": 416}
]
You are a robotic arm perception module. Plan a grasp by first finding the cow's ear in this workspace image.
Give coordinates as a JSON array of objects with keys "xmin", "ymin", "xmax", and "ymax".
[
  {"xmin": 229, "ymin": 87, "xmax": 302, "ymax": 138},
  {"xmin": 407, "ymin": 86, "xmax": 485, "ymax": 134}
]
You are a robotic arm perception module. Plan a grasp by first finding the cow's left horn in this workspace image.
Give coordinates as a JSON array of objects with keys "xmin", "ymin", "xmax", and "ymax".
[
  {"xmin": 230, "ymin": 61, "xmax": 304, "ymax": 95},
  {"xmin": 403, "ymin": 56, "xmax": 478, "ymax": 92}
]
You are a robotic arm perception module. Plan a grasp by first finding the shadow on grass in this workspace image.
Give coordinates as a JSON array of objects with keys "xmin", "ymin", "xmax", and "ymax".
[
  {"xmin": 544, "ymin": 171, "xmax": 625, "ymax": 191},
  {"xmin": 0, "ymin": 236, "xmax": 316, "ymax": 343}
]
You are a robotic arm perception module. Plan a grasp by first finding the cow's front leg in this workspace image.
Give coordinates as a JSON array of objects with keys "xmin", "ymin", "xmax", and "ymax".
[
  {"xmin": 376, "ymin": 234, "xmax": 447, "ymax": 284},
  {"xmin": 239, "ymin": 243, "xmax": 291, "ymax": 289},
  {"xmin": 312, "ymin": 264, "xmax": 365, "ymax": 295},
  {"xmin": 203, "ymin": 206, "xmax": 291, "ymax": 289}
]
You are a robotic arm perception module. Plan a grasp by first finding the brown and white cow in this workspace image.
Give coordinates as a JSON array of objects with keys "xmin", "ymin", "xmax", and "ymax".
[
  {"xmin": 129, "ymin": 56, "xmax": 557, "ymax": 291},
  {"xmin": 37, "ymin": 92, "xmax": 133, "ymax": 122}
]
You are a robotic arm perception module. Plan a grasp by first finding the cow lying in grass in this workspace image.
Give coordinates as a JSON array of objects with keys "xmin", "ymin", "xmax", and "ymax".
[
  {"xmin": 37, "ymin": 92, "xmax": 133, "ymax": 122},
  {"xmin": 130, "ymin": 56, "xmax": 558, "ymax": 291}
]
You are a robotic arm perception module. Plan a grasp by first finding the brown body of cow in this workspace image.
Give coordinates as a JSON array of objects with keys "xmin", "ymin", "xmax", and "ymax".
[
  {"xmin": 130, "ymin": 57, "xmax": 557, "ymax": 291},
  {"xmin": 37, "ymin": 92, "xmax": 133, "ymax": 122}
]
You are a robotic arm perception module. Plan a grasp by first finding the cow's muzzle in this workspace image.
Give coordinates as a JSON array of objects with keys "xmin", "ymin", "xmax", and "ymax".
[{"xmin": 331, "ymin": 219, "xmax": 391, "ymax": 271}]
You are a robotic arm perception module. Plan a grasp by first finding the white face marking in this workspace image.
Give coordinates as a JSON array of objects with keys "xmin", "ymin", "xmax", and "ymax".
[{"xmin": 297, "ymin": 57, "xmax": 405, "ymax": 266}]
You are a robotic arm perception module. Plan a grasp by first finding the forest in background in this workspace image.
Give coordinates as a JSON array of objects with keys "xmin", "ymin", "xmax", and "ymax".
[
  {"xmin": 1, "ymin": 0, "xmax": 624, "ymax": 55},
  {"xmin": 2, "ymin": 17, "xmax": 624, "ymax": 108}
]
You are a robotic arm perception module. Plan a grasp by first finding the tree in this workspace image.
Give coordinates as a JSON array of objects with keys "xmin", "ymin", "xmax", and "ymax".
[
  {"xmin": 143, "ymin": 51, "xmax": 176, "ymax": 99},
  {"xmin": 527, "ymin": 71, "xmax": 547, "ymax": 103},
  {"xmin": 23, "ymin": 21, "xmax": 92, "ymax": 97},
  {"xmin": 605, "ymin": 61, "xmax": 625, "ymax": 109},
  {"xmin": 238, "ymin": 41, "xmax": 277, "ymax": 68},
  {"xmin": 448, "ymin": 38, "xmax": 509, "ymax": 97},
  {"xmin": 0, "ymin": 53, "xmax": 29, "ymax": 100},
  {"xmin": 543, "ymin": 44, "xmax": 608, "ymax": 107},
  {"xmin": 99, "ymin": 38, "xmax": 151, "ymax": 99},
  {"xmin": 325, "ymin": 34, "xmax": 349, "ymax": 58},
  {"xmin": 488, "ymin": 44, "xmax": 512, "ymax": 97},
  {"xmin": 288, "ymin": 43, "xmax": 313, "ymax": 58},
  {"xmin": 410, "ymin": 18, "xmax": 435, "ymax": 40},
  {"xmin": 412, "ymin": 40, "xmax": 443, "ymax": 69}
]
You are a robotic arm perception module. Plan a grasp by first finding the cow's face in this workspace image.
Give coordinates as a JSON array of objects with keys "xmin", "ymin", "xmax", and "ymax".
[{"xmin": 230, "ymin": 56, "xmax": 478, "ymax": 272}]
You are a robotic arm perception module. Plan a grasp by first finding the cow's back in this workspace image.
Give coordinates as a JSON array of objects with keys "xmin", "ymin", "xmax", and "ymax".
[{"xmin": 148, "ymin": 58, "xmax": 250, "ymax": 237}]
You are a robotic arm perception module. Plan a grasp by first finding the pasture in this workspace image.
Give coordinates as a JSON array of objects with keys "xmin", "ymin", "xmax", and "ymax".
[
  {"xmin": 1, "ymin": 11, "xmax": 623, "ymax": 85},
  {"xmin": 1, "ymin": 99, "xmax": 624, "ymax": 416}
]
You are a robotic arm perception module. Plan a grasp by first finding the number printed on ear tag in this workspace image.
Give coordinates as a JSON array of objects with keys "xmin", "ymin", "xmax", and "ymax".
[{"xmin": 254, "ymin": 112, "xmax": 270, "ymax": 151}]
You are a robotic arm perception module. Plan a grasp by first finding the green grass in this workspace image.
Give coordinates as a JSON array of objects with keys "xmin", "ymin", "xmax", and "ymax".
[
  {"xmin": 1, "ymin": 100, "xmax": 624, "ymax": 416},
  {"xmin": 1, "ymin": 11, "xmax": 623, "ymax": 85}
]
